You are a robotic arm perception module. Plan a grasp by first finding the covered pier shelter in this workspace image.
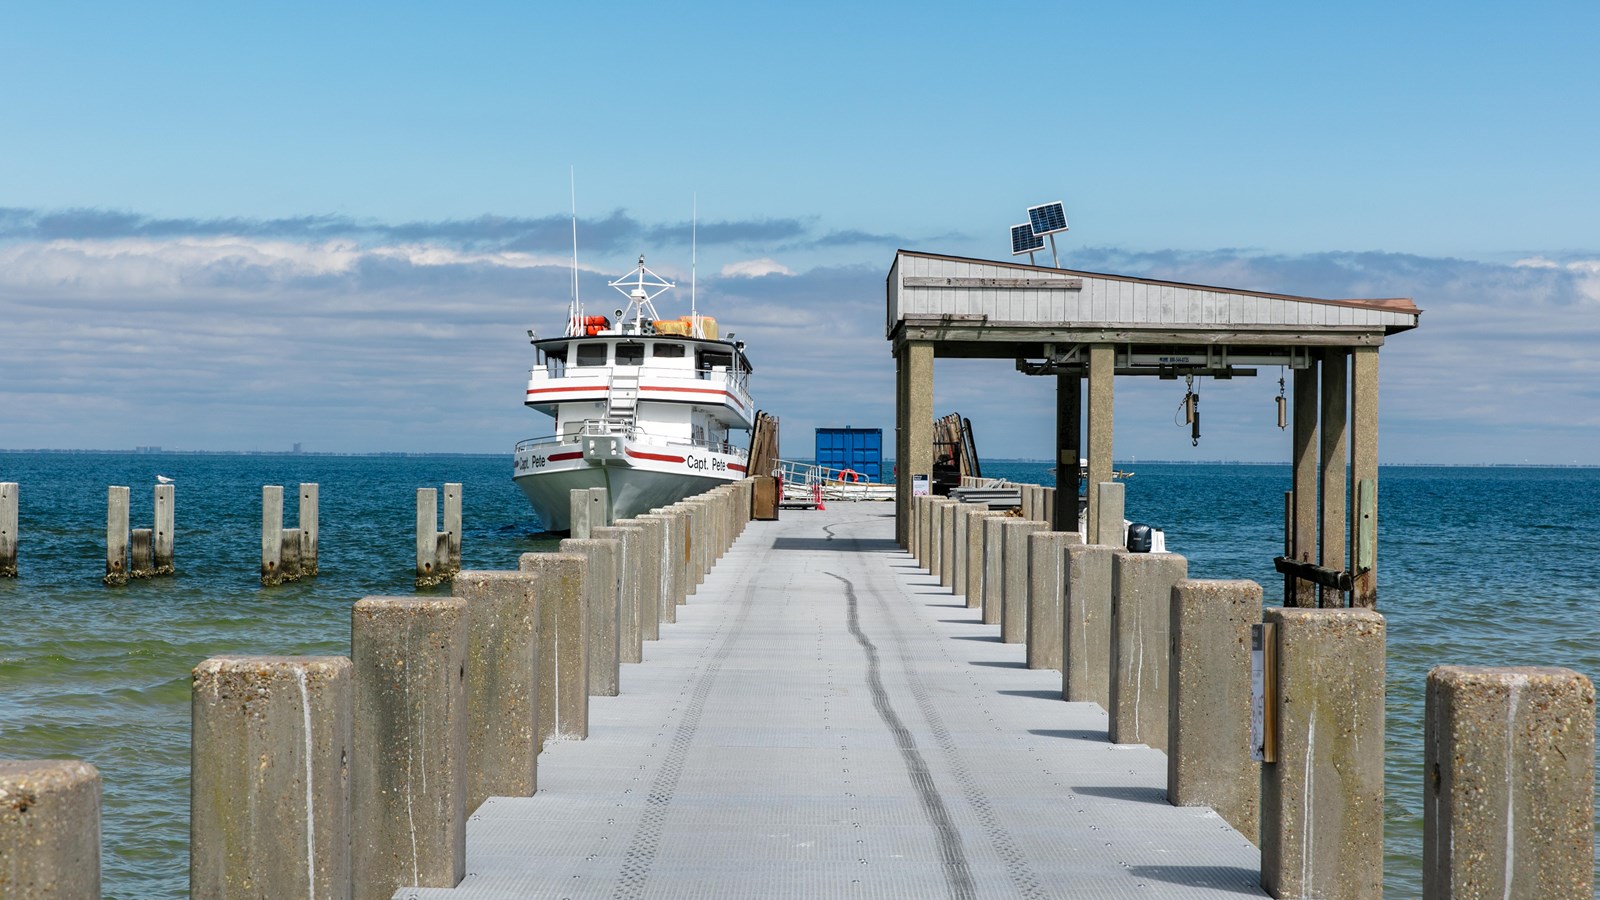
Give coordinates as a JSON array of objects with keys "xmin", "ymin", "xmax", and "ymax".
[{"xmin": 887, "ymin": 250, "xmax": 1420, "ymax": 607}]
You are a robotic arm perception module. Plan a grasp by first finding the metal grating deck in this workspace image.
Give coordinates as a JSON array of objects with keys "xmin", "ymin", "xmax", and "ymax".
[{"xmin": 401, "ymin": 505, "xmax": 1264, "ymax": 899}]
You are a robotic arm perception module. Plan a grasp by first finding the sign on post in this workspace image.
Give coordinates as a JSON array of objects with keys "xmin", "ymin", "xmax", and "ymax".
[{"xmin": 1250, "ymin": 622, "xmax": 1277, "ymax": 763}]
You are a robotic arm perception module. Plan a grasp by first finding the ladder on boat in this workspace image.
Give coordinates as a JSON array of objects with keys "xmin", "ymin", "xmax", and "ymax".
[{"xmin": 605, "ymin": 373, "xmax": 639, "ymax": 433}]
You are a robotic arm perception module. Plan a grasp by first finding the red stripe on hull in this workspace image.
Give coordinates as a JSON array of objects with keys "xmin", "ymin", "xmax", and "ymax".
[
  {"xmin": 624, "ymin": 447, "xmax": 687, "ymax": 463},
  {"xmin": 547, "ymin": 451, "xmax": 583, "ymax": 461}
]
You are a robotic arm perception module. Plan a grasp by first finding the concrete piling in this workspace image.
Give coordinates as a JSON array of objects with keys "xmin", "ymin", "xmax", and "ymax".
[
  {"xmin": 0, "ymin": 759, "xmax": 101, "ymax": 898},
  {"xmin": 1094, "ymin": 481, "xmax": 1125, "ymax": 549},
  {"xmin": 1062, "ymin": 543, "xmax": 1115, "ymax": 706},
  {"xmin": 951, "ymin": 504, "xmax": 973, "ymax": 598},
  {"xmin": 1260, "ymin": 607, "xmax": 1385, "ymax": 900},
  {"xmin": 569, "ymin": 489, "xmax": 592, "ymax": 539},
  {"xmin": 280, "ymin": 527, "xmax": 303, "ymax": 581},
  {"xmin": 105, "ymin": 486, "xmax": 128, "ymax": 586},
  {"xmin": 1026, "ymin": 531, "xmax": 1080, "ymax": 670},
  {"xmin": 0, "ymin": 482, "xmax": 15, "ymax": 577},
  {"xmin": 190, "ymin": 655, "xmax": 352, "ymax": 899},
  {"xmin": 262, "ymin": 485, "xmax": 284, "ymax": 586},
  {"xmin": 417, "ymin": 487, "xmax": 440, "ymax": 586},
  {"xmin": 980, "ymin": 516, "xmax": 1008, "ymax": 625},
  {"xmin": 963, "ymin": 511, "xmax": 1000, "ymax": 609},
  {"xmin": 153, "ymin": 483, "xmax": 174, "ymax": 574},
  {"xmin": 1042, "ymin": 487, "xmax": 1057, "ymax": 529},
  {"xmin": 1168, "ymin": 578, "xmax": 1262, "ymax": 841},
  {"xmin": 639, "ymin": 512, "xmax": 683, "ymax": 623},
  {"xmin": 351, "ymin": 597, "xmax": 468, "ymax": 899},
  {"xmin": 443, "ymin": 482, "xmax": 462, "ymax": 574},
  {"xmin": 517, "ymin": 552, "xmax": 590, "ymax": 741},
  {"xmin": 299, "ymin": 483, "xmax": 319, "ymax": 576},
  {"xmin": 561, "ymin": 538, "xmax": 621, "ymax": 695},
  {"xmin": 1423, "ymin": 665, "xmax": 1595, "ymax": 898},
  {"xmin": 1108, "ymin": 551, "xmax": 1187, "ymax": 749},
  {"xmin": 938, "ymin": 500, "xmax": 958, "ymax": 588},
  {"xmin": 588, "ymin": 486, "xmax": 610, "ymax": 531},
  {"xmin": 929, "ymin": 500, "xmax": 947, "ymax": 583},
  {"xmin": 626, "ymin": 517, "xmax": 664, "ymax": 641},
  {"xmin": 129, "ymin": 528, "xmax": 155, "ymax": 577},
  {"xmin": 593, "ymin": 525, "xmax": 644, "ymax": 664},
  {"xmin": 453, "ymin": 571, "xmax": 541, "ymax": 810},
  {"xmin": 1000, "ymin": 519, "xmax": 1048, "ymax": 644}
]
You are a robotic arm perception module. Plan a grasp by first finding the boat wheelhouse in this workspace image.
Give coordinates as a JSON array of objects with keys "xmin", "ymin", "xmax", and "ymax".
[{"xmin": 513, "ymin": 255, "xmax": 755, "ymax": 531}]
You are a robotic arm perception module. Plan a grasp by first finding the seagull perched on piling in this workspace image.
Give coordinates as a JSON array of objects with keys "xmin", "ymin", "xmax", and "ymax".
[{"xmin": 156, "ymin": 475, "xmax": 175, "ymax": 484}]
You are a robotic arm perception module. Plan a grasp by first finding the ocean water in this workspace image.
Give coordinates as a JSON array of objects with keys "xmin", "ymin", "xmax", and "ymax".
[{"xmin": 1, "ymin": 452, "xmax": 1596, "ymax": 896}]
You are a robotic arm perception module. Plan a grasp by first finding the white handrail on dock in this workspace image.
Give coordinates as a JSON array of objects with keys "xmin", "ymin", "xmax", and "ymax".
[{"xmin": 774, "ymin": 459, "xmax": 894, "ymax": 506}]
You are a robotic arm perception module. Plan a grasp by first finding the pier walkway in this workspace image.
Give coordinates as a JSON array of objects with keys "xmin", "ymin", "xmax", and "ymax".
[{"xmin": 407, "ymin": 505, "xmax": 1263, "ymax": 899}]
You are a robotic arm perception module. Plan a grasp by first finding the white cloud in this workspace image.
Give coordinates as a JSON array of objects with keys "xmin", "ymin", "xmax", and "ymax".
[{"xmin": 719, "ymin": 258, "xmax": 793, "ymax": 278}]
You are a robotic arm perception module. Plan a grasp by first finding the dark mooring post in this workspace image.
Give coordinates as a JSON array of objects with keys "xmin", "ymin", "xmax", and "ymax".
[
  {"xmin": 0, "ymin": 482, "xmax": 17, "ymax": 577},
  {"xmin": 1055, "ymin": 371, "xmax": 1082, "ymax": 534}
]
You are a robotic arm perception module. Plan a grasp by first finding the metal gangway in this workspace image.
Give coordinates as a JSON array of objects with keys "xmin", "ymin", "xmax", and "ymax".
[{"xmin": 775, "ymin": 459, "xmax": 894, "ymax": 507}]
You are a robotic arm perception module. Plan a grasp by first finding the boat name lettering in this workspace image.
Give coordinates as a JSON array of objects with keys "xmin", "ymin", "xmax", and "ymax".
[
  {"xmin": 686, "ymin": 455, "xmax": 729, "ymax": 473},
  {"xmin": 515, "ymin": 453, "xmax": 548, "ymax": 472}
]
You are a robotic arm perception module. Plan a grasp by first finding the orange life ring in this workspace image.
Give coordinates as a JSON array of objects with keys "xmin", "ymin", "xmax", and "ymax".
[{"xmin": 838, "ymin": 468, "xmax": 863, "ymax": 483}]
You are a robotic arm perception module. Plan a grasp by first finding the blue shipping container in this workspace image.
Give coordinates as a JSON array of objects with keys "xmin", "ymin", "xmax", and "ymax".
[{"xmin": 814, "ymin": 427, "xmax": 883, "ymax": 483}]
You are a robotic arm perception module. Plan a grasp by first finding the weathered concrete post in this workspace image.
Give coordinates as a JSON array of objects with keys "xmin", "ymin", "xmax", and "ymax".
[
  {"xmin": 280, "ymin": 527, "xmax": 303, "ymax": 581},
  {"xmin": 593, "ymin": 524, "xmax": 643, "ymax": 664},
  {"xmin": 1108, "ymin": 551, "xmax": 1187, "ymax": 749},
  {"xmin": 261, "ymin": 485, "xmax": 284, "ymax": 586},
  {"xmin": 0, "ymin": 482, "xmax": 16, "ymax": 577},
  {"xmin": 939, "ymin": 500, "xmax": 959, "ymax": 588},
  {"xmin": 351, "ymin": 598, "xmax": 467, "ymax": 899},
  {"xmin": 1168, "ymin": 579, "xmax": 1262, "ymax": 841},
  {"xmin": 191, "ymin": 655, "xmax": 352, "ymax": 899},
  {"xmin": 104, "ymin": 486, "xmax": 128, "ymax": 586},
  {"xmin": 639, "ymin": 513, "xmax": 681, "ymax": 624},
  {"xmin": 950, "ymin": 503, "xmax": 972, "ymax": 598},
  {"xmin": 1026, "ymin": 531, "xmax": 1081, "ymax": 670},
  {"xmin": 442, "ymin": 482, "xmax": 462, "ymax": 575},
  {"xmin": 0, "ymin": 759, "xmax": 100, "ymax": 898},
  {"xmin": 1062, "ymin": 543, "xmax": 1115, "ymax": 706},
  {"xmin": 1000, "ymin": 519, "xmax": 1048, "ymax": 644},
  {"xmin": 1423, "ymin": 665, "xmax": 1595, "ymax": 898},
  {"xmin": 129, "ymin": 528, "xmax": 155, "ymax": 578},
  {"xmin": 299, "ymin": 483, "xmax": 319, "ymax": 576},
  {"xmin": 919, "ymin": 495, "xmax": 934, "ymax": 570},
  {"xmin": 980, "ymin": 516, "xmax": 1007, "ymax": 625},
  {"xmin": 1094, "ymin": 481, "xmax": 1125, "ymax": 550},
  {"xmin": 963, "ymin": 511, "xmax": 1000, "ymax": 608},
  {"xmin": 928, "ymin": 499, "xmax": 947, "ymax": 583},
  {"xmin": 588, "ymin": 486, "xmax": 610, "ymax": 531},
  {"xmin": 622, "ymin": 518, "xmax": 663, "ymax": 642},
  {"xmin": 559, "ymin": 538, "xmax": 621, "ymax": 697},
  {"xmin": 453, "ymin": 571, "xmax": 540, "ymax": 810},
  {"xmin": 1042, "ymin": 486, "xmax": 1057, "ymax": 530},
  {"xmin": 570, "ymin": 488, "xmax": 592, "ymax": 539},
  {"xmin": 416, "ymin": 487, "xmax": 442, "ymax": 587},
  {"xmin": 1260, "ymin": 607, "xmax": 1385, "ymax": 900},
  {"xmin": 517, "ymin": 553, "xmax": 589, "ymax": 742},
  {"xmin": 153, "ymin": 483, "xmax": 175, "ymax": 575}
]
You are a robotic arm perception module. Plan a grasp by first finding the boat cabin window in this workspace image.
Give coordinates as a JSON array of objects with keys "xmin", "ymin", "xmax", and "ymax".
[
  {"xmin": 542, "ymin": 344, "xmax": 567, "ymax": 377},
  {"xmin": 697, "ymin": 350, "xmax": 733, "ymax": 375},
  {"xmin": 615, "ymin": 342, "xmax": 645, "ymax": 366},
  {"xmin": 574, "ymin": 343, "xmax": 608, "ymax": 367},
  {"xmin": 651, "ymin": 343, "xmax": 685, "ymax": 359}
]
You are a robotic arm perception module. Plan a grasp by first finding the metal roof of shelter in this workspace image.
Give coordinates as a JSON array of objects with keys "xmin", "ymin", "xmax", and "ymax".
[{"xmin": 888, "ymin": 250, "xmax": 1420, "ymax": 362}]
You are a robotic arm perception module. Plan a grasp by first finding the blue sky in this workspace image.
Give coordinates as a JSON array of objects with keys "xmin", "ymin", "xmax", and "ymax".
[{"xmin": 2, "ymin": 2, "xmax": 1597, "ymax": 463}]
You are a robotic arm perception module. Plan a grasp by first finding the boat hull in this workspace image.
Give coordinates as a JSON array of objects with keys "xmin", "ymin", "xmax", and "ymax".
[{"xmin": 513, "ymin": 434, "xmax": 747, "ymax": 532}]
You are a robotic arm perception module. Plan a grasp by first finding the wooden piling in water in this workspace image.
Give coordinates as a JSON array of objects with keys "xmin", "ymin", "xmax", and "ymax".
[
  {"xmin": 0, "ymin": 482, "xmax": 17, "ymax": 577},
  {"xmin": 105, "ymin": 486, "xmax": 129, "ymax": 586}
]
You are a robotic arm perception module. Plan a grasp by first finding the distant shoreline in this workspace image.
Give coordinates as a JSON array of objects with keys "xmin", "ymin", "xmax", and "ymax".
[{"xmin": 1, "ymin": 449, "xmax": 1594, "ymax": 468}]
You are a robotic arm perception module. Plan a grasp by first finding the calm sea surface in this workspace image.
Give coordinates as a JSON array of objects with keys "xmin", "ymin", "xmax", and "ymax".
[{"xmin": 1, "ymin": 452, "xmax": 1595, "ymax": 897}]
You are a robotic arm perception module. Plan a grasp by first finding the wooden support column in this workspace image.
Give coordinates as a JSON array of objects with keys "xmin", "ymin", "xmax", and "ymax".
[
  {"xmin": 1318, "ymin": 350, "xmax": 1349, "ymax": 608},
  {"xmin": 1055, "ymin": 372, "xmax": 1081, "ymax": 534},
  {"xmin": 1085, "ymin": 345, "xmax": 1114, "ymax": 545},
  {"xmin": 1348, "ymin": 347, "xmax": 1379, "ymax": 608},
  {"xmin": 1290, "ymin": 361, "xmax": 1319, "ymax": 607}
]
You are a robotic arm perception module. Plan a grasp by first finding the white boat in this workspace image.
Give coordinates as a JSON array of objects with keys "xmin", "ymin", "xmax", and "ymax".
[{"xmin": 514, "ymin": 255, "xmax": 755, "ymax": 532}]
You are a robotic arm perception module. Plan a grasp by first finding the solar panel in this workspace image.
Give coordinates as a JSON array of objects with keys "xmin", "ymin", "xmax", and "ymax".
[
  {"xmin": 1028, "ymin": 201, "xmax": 1069, "ymax": 236},
  {"xmin": 1010, "ymin": 223, "xmax": 1044, "ymax": 255}
]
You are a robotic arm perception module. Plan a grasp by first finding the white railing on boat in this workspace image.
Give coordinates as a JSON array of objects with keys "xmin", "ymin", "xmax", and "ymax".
[{"xmin": 515, "ymin": 423, "xmax": 747, "ymax": 458}]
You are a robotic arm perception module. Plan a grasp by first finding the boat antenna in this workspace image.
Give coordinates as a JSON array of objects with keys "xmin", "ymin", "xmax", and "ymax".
[
  {"xmin": 691, "ymin": 193, "xmax": 699, "ymax": 338},
  {"xmin": 568, "ymin": 166, "xmax": 581, "ymax": 336}
]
